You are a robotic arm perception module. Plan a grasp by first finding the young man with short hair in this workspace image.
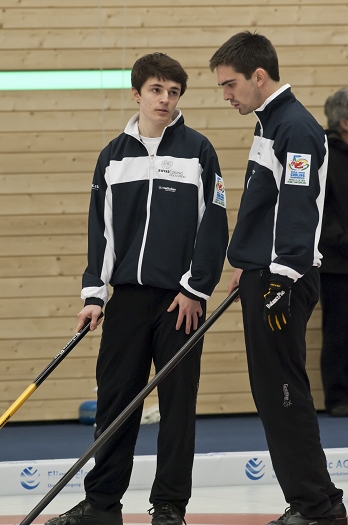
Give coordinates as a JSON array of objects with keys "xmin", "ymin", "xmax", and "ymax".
[
  {"xmin": 210, "ymin": 31, "xmax": 346, "ymax": 525},
  {"xmin": 45, "ymin": 52, "xmax": 228, "ymax": 525}
]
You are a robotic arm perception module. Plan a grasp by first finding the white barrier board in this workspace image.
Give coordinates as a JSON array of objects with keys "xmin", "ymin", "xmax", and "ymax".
[{"xmin": 1, "ymin": 448, "xmax": 348, "ymax": 496}]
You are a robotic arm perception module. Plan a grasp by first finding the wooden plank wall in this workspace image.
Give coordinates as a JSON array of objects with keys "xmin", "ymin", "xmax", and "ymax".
[{"xmin": 1, "ymin": 0, "xmax": 347, "ymax": 422}]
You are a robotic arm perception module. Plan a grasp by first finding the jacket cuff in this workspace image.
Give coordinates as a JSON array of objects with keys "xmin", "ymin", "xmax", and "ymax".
[
  {"xmin": 270, "ymin": 274, "xmax": 294, "ymax": 287},
  {"xmin": 180, "ymin": 286, "xmax": 206, "ymax": 302},
  {"xmin": 84, "ymin": 297, "xmax": 104, "ymax": 308}
]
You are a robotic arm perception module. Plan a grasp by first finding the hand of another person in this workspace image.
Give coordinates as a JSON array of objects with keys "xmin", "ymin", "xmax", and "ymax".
[
  {"xmin": 263, "ymin": 281, "xmax": 291, "ymax": 332},
  {"xmin": 77, "ymin": 304, "xmax": 103, "ymax": 332},
  {"xmin": 167, "ymin": 292, "xmax": 203, "ymax": 334}
]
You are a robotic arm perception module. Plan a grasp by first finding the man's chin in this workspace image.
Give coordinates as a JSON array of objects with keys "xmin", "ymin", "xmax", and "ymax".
[{"xmin": 239, "ymin": 107, "xmax": 252, "ymax": 115}]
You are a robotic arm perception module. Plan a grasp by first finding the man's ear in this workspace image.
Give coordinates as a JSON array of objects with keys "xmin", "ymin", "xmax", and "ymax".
[
  {"xmin": 340, "ymin": 118, "xmax": 348, "ymax": 132},
  {"xmin": 132, "ymin": 86, "xmax": 140, "ymax": 104},
  {"xmin": 254, "ymin": 68, "xmax": 267, "ymax": 87}
]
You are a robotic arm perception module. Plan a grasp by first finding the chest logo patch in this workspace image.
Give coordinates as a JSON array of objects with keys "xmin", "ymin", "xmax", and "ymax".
[
  {"xmin": 161, "ymin": 160, "xmax": 173, "ymax": 170},
  {"xmin": 285, "ymin": 153, "xmax": 311, "ymax": 186}
]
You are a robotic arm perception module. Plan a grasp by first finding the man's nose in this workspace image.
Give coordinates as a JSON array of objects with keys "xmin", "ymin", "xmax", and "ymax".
[
  {"xmin": 161, "ymin": 91, "xmax": 169, "ymax": 102},
  {"xmin": 223, "ymin": 87, "xmax": 231, "ymax": 101}
]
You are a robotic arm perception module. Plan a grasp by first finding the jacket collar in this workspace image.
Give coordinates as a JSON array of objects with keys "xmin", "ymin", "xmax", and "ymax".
[
  {"xmin": 124, "ymin": 109, "xmax": 183, "ymax": 139},
  {"xmin": 254, "ymin": 84, "xmax": 293, "ymax": 126},
  {"xmin": 325, "ymin": 128, "xmax": 348, "ymax": 152}
]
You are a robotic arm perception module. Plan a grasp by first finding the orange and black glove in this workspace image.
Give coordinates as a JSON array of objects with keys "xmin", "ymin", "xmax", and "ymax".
[{"xmin": 263, "ymin": 280, "xmax": 292, "ymax": 332}]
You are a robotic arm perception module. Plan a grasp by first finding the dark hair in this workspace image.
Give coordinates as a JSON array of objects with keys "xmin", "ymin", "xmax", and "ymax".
[
  {"xmin": 209, "ymin": 31, "xmax": 280, "ymax": 82},
  {"xmin": 324, "ymin": 87, "xmax": 348, "ymax": 132},
  {"xmin": 131, "ymin": 52, "xmax": 188, "ymax": 96}
]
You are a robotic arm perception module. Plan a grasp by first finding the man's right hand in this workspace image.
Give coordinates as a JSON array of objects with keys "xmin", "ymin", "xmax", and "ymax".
[
  {"xmin": 77, "ymin": 305, "xmax": 103, "ymax": 332},
  {"xmin": 228, "ymin": 268, "xmax": 243, "ymax": 300}
]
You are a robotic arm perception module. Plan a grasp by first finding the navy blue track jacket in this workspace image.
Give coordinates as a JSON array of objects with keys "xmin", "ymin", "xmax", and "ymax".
[
  {"xmin": 82, "ymin": 111, "xmax": 229, "ymax": 307},
  {"xmin": 319, "ymin": 129, "xmax": 348, "ymax": 274},
  {"xmin": 227, "ymin": 85, "xmax": 328, "ymax": 283}
]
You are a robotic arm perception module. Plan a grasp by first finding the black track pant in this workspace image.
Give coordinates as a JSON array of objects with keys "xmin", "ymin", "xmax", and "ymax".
[
  {"xmin": 320, "ymin": 273, "xmax": 348, "ymax": 411},
  {"xmin": 84, "ymin": 284, "xmax": 206, "ymax": 515},
  {"xmin": 239, "ymin": 268, "xmax": 343, "ymax": 518}
]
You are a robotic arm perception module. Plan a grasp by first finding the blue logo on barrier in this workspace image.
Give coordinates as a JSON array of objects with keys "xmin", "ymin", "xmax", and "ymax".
[
  {"xmin": 20, "ymin": 466, "xmax": 40, "ymax": 490},
  {"xmin": 245, "ymin": 458, "xmax": 265, "ymax": 480}
]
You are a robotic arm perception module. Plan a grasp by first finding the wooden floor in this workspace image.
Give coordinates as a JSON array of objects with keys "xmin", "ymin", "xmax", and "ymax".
[{"xmin": 0, "ymin": 514, "xmax": 279, "ymax": 525}]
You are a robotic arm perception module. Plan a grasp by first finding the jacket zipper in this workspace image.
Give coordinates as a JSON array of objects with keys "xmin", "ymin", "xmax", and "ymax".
[{"xmin": 137, "ymin": 150, "xmax": 156, "ymax": 284}]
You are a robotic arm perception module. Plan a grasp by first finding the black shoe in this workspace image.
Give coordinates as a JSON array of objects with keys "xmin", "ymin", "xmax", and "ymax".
[
  {"xmin": 148, "ymin": 503, "xmax": 186, "ymax": 525},
  {"xmin": 266, "ymin": 502, "xmax": 347, "ymax": 525},
  {"xmin": 44, "ymin": 500, "xmax": 123, "ymax": 525}
]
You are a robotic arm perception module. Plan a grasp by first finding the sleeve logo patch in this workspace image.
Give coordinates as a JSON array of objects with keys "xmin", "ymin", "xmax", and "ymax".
[
  {"xmin": 285, "ymin": 153, "xmax": 311, "ymax": 186},
  {"xmin": 213, "ymin": 174, "xmax": 226, "ymax": 208}
]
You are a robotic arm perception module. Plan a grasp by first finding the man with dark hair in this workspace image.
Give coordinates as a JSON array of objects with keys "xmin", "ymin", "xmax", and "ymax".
[
  {"xmin": 210, "ymin": 32, "xmax": 346, "ymax": 525},
  {"xmin": 45, "ymin": 52, "xmax": 228, "ymax": 525},
  {"xmin": 131, "ymin": 52, "xmax": 188, "ymax": 97}
]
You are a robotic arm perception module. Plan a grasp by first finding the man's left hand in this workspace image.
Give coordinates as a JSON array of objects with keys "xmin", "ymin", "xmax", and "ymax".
[{"xmin": 167, "ymin": 293, "xmax": 203, "ymax": 334}]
